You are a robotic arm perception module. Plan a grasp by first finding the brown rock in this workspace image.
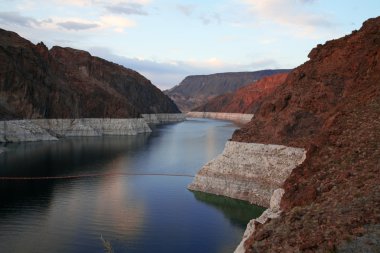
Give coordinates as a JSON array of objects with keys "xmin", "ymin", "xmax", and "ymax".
[
  {"xmin": 165, "ymin": 70, "xmax": 290, "ymax": 112},
  {"xmin": 236, "ymin": 17, "xmax": 380, "ymax": 252},
  {"xmin": 0, "ymin": 28, "xmax": 180, "ymax": 119},
  {"xmin": 193, "ymin": 73, "xmax": 288, "ymax": 113}
]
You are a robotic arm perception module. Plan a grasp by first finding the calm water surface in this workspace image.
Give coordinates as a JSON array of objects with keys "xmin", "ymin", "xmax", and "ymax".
[{"xmin": 0, "ymin": 118, "xmax": 264, "ymax": 253}]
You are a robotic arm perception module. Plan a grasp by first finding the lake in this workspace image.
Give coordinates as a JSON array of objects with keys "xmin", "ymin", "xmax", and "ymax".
[{"xmin": 0, "ymin": 118, "xmax": 264, "ymax": 253}]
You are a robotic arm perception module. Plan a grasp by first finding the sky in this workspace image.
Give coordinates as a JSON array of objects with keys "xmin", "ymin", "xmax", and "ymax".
[{"xmin": 0, "ymin": 0, "xmax": 379, "ymax": 90}]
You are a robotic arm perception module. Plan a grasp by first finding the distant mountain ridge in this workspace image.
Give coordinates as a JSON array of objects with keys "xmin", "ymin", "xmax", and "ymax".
[
  {"xmin": 164, "ymin": 69, "xmax": 290, "ymax": 112},
  {"xmin": 194, "ymin": 73, "xmax": 288, "ymax": 113},
  {"xmin": 0, "ymin": 28, "xmax": 180, "ymax": 120}
]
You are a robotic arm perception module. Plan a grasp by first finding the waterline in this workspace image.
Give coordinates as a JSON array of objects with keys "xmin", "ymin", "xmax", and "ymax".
[{"xmin": 0, "ymin": 172, "xmax": 195, "ymax": 181}]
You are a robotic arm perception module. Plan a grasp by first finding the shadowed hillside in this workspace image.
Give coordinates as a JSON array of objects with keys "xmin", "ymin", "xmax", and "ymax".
[{"xmin": 0, "ymin": 28, "xmax": 180, "ymax": 120}]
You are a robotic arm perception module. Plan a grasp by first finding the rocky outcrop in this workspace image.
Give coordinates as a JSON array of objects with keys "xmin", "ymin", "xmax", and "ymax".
[
  {"xmin": 0, "ymin": 118, "xmax": 152, "ymax": 142},
  {"xmin": 0, "ymin": 28, "xmax": 180, "ymax": 120},
  {"xmin": 194, "ymin": 73, "xmax": 288, "ymax": 113},
  {"xmin": 0, "ymin": 120, "xmax": 58, "ymax": 142},
  {"xmin": 188, "ymin": 141, "xmax": 306, "ymax": 207},
  {"xmin": 230, "ymin": 17, "xmax": 380, "ymax": 252},
  {"xmin": 165, "ymin": 70, "xmax": 290, "ymax": 112},
  {"xmin": 186, "ymin": 112, "xmax": 253, "ymax": 124},
  {"xmin": 234, "ymin": 188, "xmax": 285, "ymax": 253},
  {"xmin": 141, "ymin": 113, "xmax": 186, "ymax": 124},
  {"xmin": 0, "ymin": 113, "xmax": 186, "ymax": 143}
]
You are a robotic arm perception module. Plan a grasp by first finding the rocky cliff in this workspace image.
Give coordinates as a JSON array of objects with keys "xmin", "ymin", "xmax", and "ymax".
[
  {"xmin": 186, "ymin": 112, "xmax": 254, "ymax": 124},
  {"xmin": 194, "ymin": 73, "xmax": 288, "ymax": 113},
  {"xmin": 188, "ymin": 141, "xmax": 306, "ymax": 207},
  {"xmin": 165, "ymin": 70, "xmax": 290, "ymax": 112},
  {"xmin": 0, "ymin": 28, "xmax": 180, "ymax": 120},
  {"xmin": 230, "ymin": 17, "xmax": 380, "ymax": 252},
  {"xmin": 0, "ymin": 113, "xmax": 186, "ymax": 143}
]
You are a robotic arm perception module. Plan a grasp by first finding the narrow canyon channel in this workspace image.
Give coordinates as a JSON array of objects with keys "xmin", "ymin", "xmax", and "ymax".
[{"xmin": 0, "ymin": 118, "xmax": 264, "ymax": 253}]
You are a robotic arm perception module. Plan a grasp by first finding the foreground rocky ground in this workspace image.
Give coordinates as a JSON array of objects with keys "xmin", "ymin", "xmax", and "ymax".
[{"xmin": 231, "ymin": 17, "xmax": 380, "ymax": 252}]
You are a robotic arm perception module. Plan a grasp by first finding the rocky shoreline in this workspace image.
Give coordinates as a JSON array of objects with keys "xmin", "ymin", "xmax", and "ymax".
[
  {"xmin": 0, "ymin": 114, "xmax": 185, "ymax": 143},
  {"xmin": 188, "ymin": 141, "xmax": 306, "ymax": 207},
  {"xmin": 188, "ymin": 141, "xmax": 306, "ymax": 251},
  {"xmin": 189, "ymin": 17, "xmax": 380, "ymax": 253},
  {"xmin": 142, "ymin": 113, "xmax": 186, "ymax": 124},
  {"xmin": 186, "ymin": 112, "xmax": 254, "ymax": 124}
]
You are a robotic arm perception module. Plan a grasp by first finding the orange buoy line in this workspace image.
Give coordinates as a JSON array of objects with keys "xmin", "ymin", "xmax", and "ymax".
[{"xmin": 0, "ymin": 172, "xmax": 195, "ymax": 180}]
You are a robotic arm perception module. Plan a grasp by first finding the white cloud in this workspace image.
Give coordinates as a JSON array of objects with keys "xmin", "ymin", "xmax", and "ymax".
[
  {"xmin": 99, "ymin": 15, "xmax": 136, "ymax": 32},
  {"xmin": 57, "ymin": 21, "xmax": 99, "ymax": 30},
  {"xmin": 105, "ymin": 2, "xmax": 148, "ymax": 15},
  {"xmin": 89, "ymin": 47, "xmax": 281, "ymax": 90},
  {"xmin": 177, "ymin": 4, "xmax": 196, "ymax": 16},
  {"xmin": 0, "ymin": 11, "xmax": 40, "ymax": 27},
  {"xmin": 241, "ymin": 0, "xmax": 334, "ymax": 37},
  {"xmin": 199, "ymin": 13, "xmax": 222, "ymax": 25}
]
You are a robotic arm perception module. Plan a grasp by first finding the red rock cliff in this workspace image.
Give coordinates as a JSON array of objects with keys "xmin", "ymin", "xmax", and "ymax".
[
  {"xmin": 0, "ymin": 28, "xmax": 180, "ymax": 119},
  {"xmin": 233, "ymin": 17, "xmax": 380, "ymax": 252},
  {"xmin": 194, "ymin": 73, "xmax": 288, "ymax": 113}
]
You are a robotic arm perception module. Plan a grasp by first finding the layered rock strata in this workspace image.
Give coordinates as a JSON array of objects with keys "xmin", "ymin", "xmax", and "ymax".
[
  {"xmin": 32, "ymin": 118, "xmax": 151, "ymax": 137},
  {"xmin": 0, "ymin": 118, "xmax": 151, "ymax": 142},
  {"xmin": 186, "ymin": 112, "xmax": 253, "ymax": 124},
  {"xmin": 188, "ymin": 141, "xmax": 306, "ymax": 207},
  {"xmin": 0, "ymin": 120, "xmax": 59, "ymax": 142},
  {"xmin": 141, "ymin": 113, "xmax": 186, "ymax": 124},
  {"xmin": 0, "ymin": 114, "xmax": 186, "ymax": 143}
]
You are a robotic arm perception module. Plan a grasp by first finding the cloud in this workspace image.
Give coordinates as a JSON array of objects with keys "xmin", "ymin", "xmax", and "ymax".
[
  {"xmin": 177, "ymin": 4, "xmax": 196, "ymax": 16},
  {"xmin": 57, "ymin": 21, "xmax": 99, "ymax": 30},
  {"xmin": 89, "ymin": 47, "xmax": 281, "ymax": 90},
  {"xmin": 241, "ymin": 0, "xmax": 333, "ymax": 36},
  {"xmin": 105, "ymin": 3, "xmax": 148, "ymax": 15},
  {"xmin": 0, "ymin": 12, "xmax": 40, "ymax": 27},
  {"xmin": 199, "ymin": 13, "xmax": 222, "ymax": 25},
  {"xmin": 99, "ymin": 15, "xmax": 135, "ymax": 32}
]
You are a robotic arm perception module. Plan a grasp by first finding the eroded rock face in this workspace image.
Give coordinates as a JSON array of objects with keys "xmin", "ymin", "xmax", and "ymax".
[
  {"xmin": 0, "ymin": 120, "xmax": 58, "ymax": 142},
  {"xmin": 0, "ymin": 28, "xmax": 180, "ymax": 120},
  {"xmin": 232, "ymin": 17, "xmax": 380, "ymax": 148},
  {"xmin": 232, "ymin": 17, "xmax": 380, "ymax": 252},
  {"xmin": 0, "ymin": 118, "xmax": 152, "ymax": 142},
  {"xmin": 165, "ymin": 70, "xmax": 290, "ymax": 112},
  {"xmin": 188, "ymin": 141, "xmax": 306, "ymax": 207},
  {"xmin": 234, "ymin": 188, "xmax": 285, "ymax": 253},
  {"xmin": 141, "ymin": 113, "xmax": 186, "ymax": 124},
  {"xmin": 186, "ymin": 112, "xmax": 254, "ymax": 124},
  {"xmin": 194, "ymin": 73, "xmax": 288, "ymax": 113}
]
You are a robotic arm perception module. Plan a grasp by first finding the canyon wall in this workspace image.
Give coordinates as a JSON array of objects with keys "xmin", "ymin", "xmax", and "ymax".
[
  {"xmin": 186, "ymin": 112, "xmax": 253, "ymax": 124},
  {"xmin": 0, "ymin": 114, "xmax": 186, "ymax": 143},
  {"xmin": 194, "ymin": 73, "xmax": 288, "ymax": 113},
  {"xmin": 165, "ymin": 70, "xmax": 290, "ymax": 112},
  {"xmin": 0, "ymin": 118, "xmax": 151, "ymax": 142},
  {"xmin": 188, "ymin": 141, "xmax": 306, "ymax": 207},
  {"xmin": 0, "ymin": 120, "xmax": 59, "ymax": 142},
  {"xmin": 141, "ymin": 113, "xmax": 186, "ymax": 124},
  {"xmin": 0, "ymin": 28, "xmax": 180, "ymax": 120}
]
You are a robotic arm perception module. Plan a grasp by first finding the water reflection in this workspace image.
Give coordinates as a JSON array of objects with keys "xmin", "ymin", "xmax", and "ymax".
[
  {"xmin": 191, "ymin": 191, "xmax": 265, "ymax": 228},
  {"xmin": 0, "ymin": 134, "xmax": 150, "ymax": 177},
  {"xmin": 0, "ymin": 119, "xmax": 263, "ymax": 253}
]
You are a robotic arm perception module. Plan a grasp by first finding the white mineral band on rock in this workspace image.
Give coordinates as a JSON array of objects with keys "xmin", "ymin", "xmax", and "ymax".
[{"xmin": 188, "ymin": 141, "xmax": 306, "ymax": 207}]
